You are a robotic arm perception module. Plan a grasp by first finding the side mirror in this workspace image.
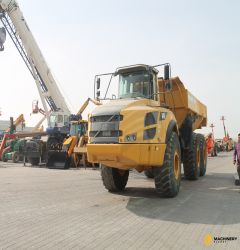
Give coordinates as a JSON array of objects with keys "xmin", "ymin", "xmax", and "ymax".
[
  {"xmin": 96, "ymin": 78, "xmax": 101, "ymax": 90},
  {"xmin": 164, "ymin": 64, "xmax": 170, "ymax": 80},
  {"xmin": 165, "ymin": 80, "xmax": 172, "ymax": 91}
]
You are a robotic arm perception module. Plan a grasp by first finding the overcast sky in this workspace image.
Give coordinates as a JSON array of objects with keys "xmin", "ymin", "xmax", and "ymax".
[{"xmin": 0, "ymin": 0, "xmax": 239, "ymax": 138}]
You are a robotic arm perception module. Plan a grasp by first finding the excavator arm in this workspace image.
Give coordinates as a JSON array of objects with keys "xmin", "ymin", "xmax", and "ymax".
[
  {"xmin": 5, "ymin": 114, "xmax": 25, "ymax": 133},
  {"xmin": 76, "ymin": 98, "xmax": 101, "ymax": 117}
]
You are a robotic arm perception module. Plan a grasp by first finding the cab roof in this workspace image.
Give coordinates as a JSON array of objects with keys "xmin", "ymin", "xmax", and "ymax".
[{"xmin": 114, "ymin": 64, "xmax": 159, "ymax": 76}]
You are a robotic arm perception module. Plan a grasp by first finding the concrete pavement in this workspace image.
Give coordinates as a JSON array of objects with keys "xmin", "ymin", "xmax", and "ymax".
[{"xmin": 0, "ymin": 152, "xmax": 239, "ymax": 249}]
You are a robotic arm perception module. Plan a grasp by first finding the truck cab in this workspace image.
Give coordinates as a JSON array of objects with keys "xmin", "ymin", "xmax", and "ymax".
[{"xmin": 116, "ymin": 65, "xmax": 158, "ymax": 100}]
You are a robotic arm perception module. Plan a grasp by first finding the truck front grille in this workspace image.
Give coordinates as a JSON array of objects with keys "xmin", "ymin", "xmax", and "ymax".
[
  {"xmin": 89, "ymin": 114, "xmax": 122, "ymax": 143},
  {"xmin": 90, "ymin": 115, "xmax": 123, "ymax": 123},
  {"xmin": 89, "ymin": 130, "xmax": 122, "ymax": 138}
]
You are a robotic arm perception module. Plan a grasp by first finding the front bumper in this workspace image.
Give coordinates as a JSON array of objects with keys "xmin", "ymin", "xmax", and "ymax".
[{"xmin": 87, "ymin": 143, "xmax": 166, "ymax": 171}]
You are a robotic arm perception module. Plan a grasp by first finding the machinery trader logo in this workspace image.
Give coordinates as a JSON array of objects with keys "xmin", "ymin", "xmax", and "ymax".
[
  {"xmin": 204, "ymin": 234, "xmax": 213, "ymax": 246},
  {"xmin": 204, "ymin": 233, "xmax": 238, "ymax": 246}
]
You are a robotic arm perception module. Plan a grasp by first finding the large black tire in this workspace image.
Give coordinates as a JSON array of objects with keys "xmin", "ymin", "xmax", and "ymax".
[
  {"xmin": 12, "ymin": 151, "xmax": 20, "ymax": 163},
  {"xmin": 28, "ymin": 157, "xmax": 40, "ymax": 166},
  {"xmin": 144, "ymin": 169, "xmax": 154, "ymax": 178},
  {"xmin": 153, "ymin": 132, "xmax": 181, "ymax": 198},
  {"xmin": 197, "ymin": 134, "xmax": 207, "ymax": 177},
  {"xmin": 183, "ymin": 132, "xmax": 200, "ymax": 180},
  {"xmin": 101, "ymin": 165, "xmax": 129, "ymax": 192}
]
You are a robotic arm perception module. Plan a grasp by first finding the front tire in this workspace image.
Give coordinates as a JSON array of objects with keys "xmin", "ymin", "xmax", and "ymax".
[
  {"xmin": 153, "ymin": 132, "xmax": 181, "ymax": 198},
  {"xmin": 101, "ymin": 165, "xmax": 129, "ymax": 192}
]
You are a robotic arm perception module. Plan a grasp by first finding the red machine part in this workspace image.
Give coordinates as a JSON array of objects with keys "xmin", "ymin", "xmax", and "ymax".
[
  {"xmin": 0, "ymin": 134, "xmax": 17, "ymax": 160},
  {"xmin": 32, "ymin": 100, "xmax": 46, "ymax": 115}
]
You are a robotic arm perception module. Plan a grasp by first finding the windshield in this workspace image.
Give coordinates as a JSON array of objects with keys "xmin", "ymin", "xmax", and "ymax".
[
  {"xmin": 70, "ymin": 124, "xmax": 79, "ymax": 136},
  {"xmin": 49, "ymin": 114, "xmax": 57, "ymax": 128},
  {"xmin": 119, "ymin": 71, "xmax": 152, "ymax": 99},
  {"xmin": 49, "ymin": 114, "xmax": 69, "ymax": 128},
  {"xmin": 70, "ymin": 123, "xmax": 87, "ymax": 136}
]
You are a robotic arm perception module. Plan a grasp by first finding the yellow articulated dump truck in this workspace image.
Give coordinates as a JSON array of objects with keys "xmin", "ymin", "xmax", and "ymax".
[{"xmin": 87, "ymin": 64, "xmax": 207, "ymax": 197}]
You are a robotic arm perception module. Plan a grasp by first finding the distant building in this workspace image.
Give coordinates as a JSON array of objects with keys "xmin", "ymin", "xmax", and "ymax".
[{"xmin": 0, "ymin": 120, "xmax": 34, "ymax": 135}]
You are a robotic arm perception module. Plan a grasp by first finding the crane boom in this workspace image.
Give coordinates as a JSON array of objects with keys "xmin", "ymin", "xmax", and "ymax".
[{"xmin": 0, "ymin": 0, "xmax": 71, "ymax": 125}]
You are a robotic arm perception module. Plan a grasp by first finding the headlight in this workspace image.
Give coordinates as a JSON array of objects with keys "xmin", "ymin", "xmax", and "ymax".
[{"xmin": 125, "ymin": 133, "xmax": 137, "ymax": 142}]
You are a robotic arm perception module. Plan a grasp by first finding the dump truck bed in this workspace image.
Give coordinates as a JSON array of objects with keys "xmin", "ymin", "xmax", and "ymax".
[{"xmin": 158, "ymin": 77, "xmax": 207, "ymax": 131}]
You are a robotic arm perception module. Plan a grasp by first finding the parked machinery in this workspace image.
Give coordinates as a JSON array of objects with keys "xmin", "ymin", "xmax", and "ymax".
[
  {"xmin": 87, "ymin": 63, "xmax": 207, "ymax": 197},
  {"xmin": 1, "ymin": 112, "xmax": 46, "ymax": 163},
  {"xmin": 0, "ymin": 112, "xmax": 46, "ymax": 165},
  {"xmin": 0, "ymin": 0, "xmax": 74, "ymax": 166},
  {"xmin": 0, "ymin": 115, "xmax": 25, "ymax": 161},
  {"xmin": 21, "ymin": 138, "xmax": 47, "ymax": 166},
  {"xmin": 2, "ymin": 138, "xmax": 25, "ymax": 162},
  {"xmin": 46, "ymin": 98, "xmax": 101, "ymax": 169}
]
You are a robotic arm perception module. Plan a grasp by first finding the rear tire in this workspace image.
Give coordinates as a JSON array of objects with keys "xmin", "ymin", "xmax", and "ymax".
[
  {"xmin": 183, "ymin": 132, "xmax": 200, "ymax": 180},
  {"xmin": 144, "ymin": 169, "xmax": 154, "ymax": 178},
  {"xmin": 101, "ymin": 165, "xmax": 129, "ymax": 192},
  {"xmin": 197, "ymin": 134, "xmax": 207, "ymax": 177},
  {"xmin": 153, "ymin": 132, "xmax": 181, "ymax": 198}
]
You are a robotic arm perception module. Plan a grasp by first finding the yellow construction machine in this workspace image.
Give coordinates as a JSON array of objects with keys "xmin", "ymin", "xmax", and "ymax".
[
  {"xmin": 46, "ymin": 98, "xmax": 101, "ymax": 168},
  {"xmin": 87, "ymin": 63, "xmax": 207, "ymax": 197}
]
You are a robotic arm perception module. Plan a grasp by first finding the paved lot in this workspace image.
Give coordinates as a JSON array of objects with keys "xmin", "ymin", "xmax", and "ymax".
[{"xmin": 0, "ymin": 152, "xmax": 239, "ymax": 250}]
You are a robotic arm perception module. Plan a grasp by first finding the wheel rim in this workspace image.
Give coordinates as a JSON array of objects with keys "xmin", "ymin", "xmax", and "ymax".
[{"xmin": 174, "ymin": 151, "xmax": 180, "ymax": 180}]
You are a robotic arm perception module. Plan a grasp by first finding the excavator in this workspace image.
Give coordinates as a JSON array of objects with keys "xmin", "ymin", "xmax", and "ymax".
[
  {"xmin": 2, "ymin": 111, "xmax": 46, "ymax": 163},
  {"xmin": 46, "ymin": 98, "xmax": 101, "ymax": 169}
]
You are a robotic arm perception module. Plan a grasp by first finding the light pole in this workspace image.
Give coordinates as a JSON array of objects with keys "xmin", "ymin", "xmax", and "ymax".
[
  {"xmin": 220, "ymin": 116, "xmax": 227, "ymax": 138},
  {"xmin": 210, "ymin": 123, "xmax": 215, "ymax": 138}
]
